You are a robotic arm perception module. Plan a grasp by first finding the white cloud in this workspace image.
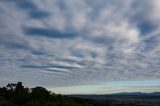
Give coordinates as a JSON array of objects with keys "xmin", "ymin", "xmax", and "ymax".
[{"xmin": 0, "ymin": 0, "xmax": 160, "ymax": 88}]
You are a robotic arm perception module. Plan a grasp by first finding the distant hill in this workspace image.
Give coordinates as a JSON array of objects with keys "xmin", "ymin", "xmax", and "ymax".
[
  {"xmin": 69, "ymin": 92, "xmax": 160, "ymax": 98},
  {"xmin": 69, "ymin": 92, "xmax": 160, "ymax": 103},
  {"xmin": 108, "ymin": 92, "xmax": 160, "ymax": 96}
]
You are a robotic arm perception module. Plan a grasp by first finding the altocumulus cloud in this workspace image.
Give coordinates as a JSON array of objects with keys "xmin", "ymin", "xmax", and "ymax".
[{"xmin": 0, "ymin": 0, "xmax": 160, "ymax": 88}]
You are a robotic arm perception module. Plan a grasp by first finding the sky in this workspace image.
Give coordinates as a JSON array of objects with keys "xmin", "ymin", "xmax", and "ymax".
[{"xmin": 0, "ymin": 0, "xmax": 160, "ymax": 94}]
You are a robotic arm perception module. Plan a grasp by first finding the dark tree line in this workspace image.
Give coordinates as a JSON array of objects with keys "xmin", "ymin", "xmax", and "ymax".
[{"xmin": 0, "ymin": 82, "xmax": 92, "ymax": 106}]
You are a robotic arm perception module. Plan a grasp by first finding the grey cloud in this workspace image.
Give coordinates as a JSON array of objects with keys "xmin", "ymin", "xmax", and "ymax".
[
  {"xmin": 4, "ymin": 42, "xmax": 31, "ymax": 51},
  {"xmin": 31, "ymin": 50, "xmax": 46, "ymax": 56},
  {"xmin": 28, "ymin": 10, "xmax": 50, "ymax": 19},
  {"xmin": 3, "ymin": 0, "xmax": 50, "ymax": 19},
  {"xmin": 129, "ymin": 1, "xmax": 159, "ymax": 36},
  {"xmin": 1, "ymin": 41, "xmax": 47, "ymax": 56},
  {"xmin": 143, "ymin": 35, "xmax": 160, "ymax": 52},
  {"xmin": 21, "ymin": 64, "xmax": 81, "ymax": 70},
  {"xmin": 23, "ymin": 27, "xmax": 77, "ymax": 39},
  {"xmin": 4, "ymin": 0, "xmax": 37, "ymax": 10}
]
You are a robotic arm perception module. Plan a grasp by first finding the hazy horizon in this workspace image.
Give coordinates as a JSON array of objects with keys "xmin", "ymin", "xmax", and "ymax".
[{"xmin": 0, "ymin": 0, "xmax": 160, "ymax": 94}]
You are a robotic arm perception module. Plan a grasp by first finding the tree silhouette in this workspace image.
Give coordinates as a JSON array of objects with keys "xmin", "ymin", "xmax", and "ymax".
[{"xmin": 31, "ymin": 86, "xmax": 51, "ymax": 103}]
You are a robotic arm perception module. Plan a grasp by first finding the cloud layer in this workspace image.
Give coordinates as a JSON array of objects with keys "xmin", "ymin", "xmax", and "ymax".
[{"xmin": 0, "ymin": 0, "xmax": 160, "ymax": 88}]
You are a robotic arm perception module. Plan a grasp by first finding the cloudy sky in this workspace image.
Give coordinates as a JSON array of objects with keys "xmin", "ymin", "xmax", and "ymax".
[{"xmin": 0, "ymin": 0, "xmax": 160, "ymax": 94}]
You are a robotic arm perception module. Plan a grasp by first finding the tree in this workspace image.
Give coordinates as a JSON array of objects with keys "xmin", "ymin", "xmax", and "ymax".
[
  {"xmin": 10, "ymin": 82, "xmax": 30, "ymax": 105},
  {"xmin": 31, "ymin": 87, "xmax": 51, "ymax": 102}
]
